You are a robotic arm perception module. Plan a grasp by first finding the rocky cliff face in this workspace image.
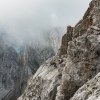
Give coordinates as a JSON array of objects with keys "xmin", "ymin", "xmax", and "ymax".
[
  {"xmin": 70, "ymin": 72, "xmax": 100, "ymax": 100},
  {"xmin": 18, "ymin": 0, "xmax": 100, "ymax": 100},
  {"xmin": 24, "ymin": 45, "xmax": 55, "ymax": 74},
  {"xmin": 0, "ymin": 36, "xmax": 29, "ymax": 100},
  {"xmin": 0, "ymin": 33, "xmax": 55, "ymax": 100}
]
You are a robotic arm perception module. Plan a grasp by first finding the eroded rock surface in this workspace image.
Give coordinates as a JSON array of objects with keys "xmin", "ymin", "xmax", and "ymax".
[
  {"xmin": 70, "ymin": 72, "xmax": 100, "ymax": 100},
  {"xmin": 18, "ymin": 56, "xmax": 66, "ymax": 100},
  {"xmin": 18, "ymin": 0, "xmax": 100, "ymax": 100},
  {"xmin": 0, "ymin": 34, "xmax": 55, "ymax": 100},
  {"xmin": 59, "ymin": 26, "xmax": 73, "ymax": 56}
]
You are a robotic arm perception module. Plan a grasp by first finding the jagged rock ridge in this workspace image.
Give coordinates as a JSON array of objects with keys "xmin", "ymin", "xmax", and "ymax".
[{"xmin": 18, "ymin": 0, "xmax": 100, "ymax": 100}]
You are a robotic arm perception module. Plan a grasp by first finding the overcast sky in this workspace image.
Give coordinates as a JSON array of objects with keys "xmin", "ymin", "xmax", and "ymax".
[{"xmin": 0, "ymin": 0, "xmax": 91, "ymax": 44}]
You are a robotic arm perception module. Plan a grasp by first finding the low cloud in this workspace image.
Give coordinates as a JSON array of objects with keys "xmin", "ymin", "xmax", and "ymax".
[{"xmin": 0, "ymin": 0, "xmax": 91, "ymax": 45}]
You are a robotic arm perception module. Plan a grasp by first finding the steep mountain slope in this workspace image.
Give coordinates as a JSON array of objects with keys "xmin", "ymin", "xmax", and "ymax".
[
  {"xmin": 0, "ymin": 27, "xmax": 63, "ymax": 100},
  {"xmin": 0, "ymin": 36, "xmax": 54, "ymax": 100},
  {"xmin": 70, "ymin": 72, "xmax": 100, "ymax": 100},
  {"xmin": 0, "ymin": 36, "xmax": 29, "ymax": 100},
  {"xmin": 23, "ymin": 45, "xmax": 55, "ymax": 74},
  {"xmin": 18, "ymin": 0, "xmax": 100, "ymax": 100}
]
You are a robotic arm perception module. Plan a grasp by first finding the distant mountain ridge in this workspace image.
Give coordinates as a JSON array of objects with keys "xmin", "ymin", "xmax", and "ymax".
[{"xmin": 0, "ymin": 27, "xmax": 63, "ymax": 100}]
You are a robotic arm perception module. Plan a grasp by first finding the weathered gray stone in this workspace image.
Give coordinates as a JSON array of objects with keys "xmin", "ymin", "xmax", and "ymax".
[
  {"xmin": 18, "ymin": 0, "xmax": 100, "ymax": 100},
  {"xmin": 70, "ymin": 72, "xmax": 100, "ymax": 100}
]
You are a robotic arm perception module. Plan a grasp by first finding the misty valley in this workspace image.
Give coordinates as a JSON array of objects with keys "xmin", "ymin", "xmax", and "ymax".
[
  {"xmin": 1, "ymin": 0, "xmax": 100, "ymax": 100},
  {"xmin": 0, "ymin": 28, "xmax": 63, "ymax": 100}
]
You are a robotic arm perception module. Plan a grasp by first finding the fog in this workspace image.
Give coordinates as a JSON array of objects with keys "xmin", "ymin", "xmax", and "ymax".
[{"xmin": 0, "ymin": 0, "xmax": 91, "ymax": 45}]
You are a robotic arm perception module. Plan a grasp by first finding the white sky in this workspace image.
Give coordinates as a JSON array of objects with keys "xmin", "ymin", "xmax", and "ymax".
[{"xmin": 0, "ymin": 0, "xmax": 92, "ymax": 43}]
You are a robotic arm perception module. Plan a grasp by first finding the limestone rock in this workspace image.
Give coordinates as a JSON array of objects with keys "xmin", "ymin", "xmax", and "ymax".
[
  {"xmin": 18, "ymin": 56, "xmax": 66, "ymax": 100},
  {"xmin": 0, "ymin": 34, "xmax": 55, "ymax": 100},
  {"xmin": 18, "ymin": 0, "xmax": 100, "ymax": 100},
  {"xmin": 59, "ymin": 26, "xmax": 73, "ymax": 56},
  {"xmin": 70, "ymin": 72, "xmax": 100, "ymax": 100}
]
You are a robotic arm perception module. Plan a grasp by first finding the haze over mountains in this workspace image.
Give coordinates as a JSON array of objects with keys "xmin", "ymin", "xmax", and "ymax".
[
  {"xmin": 18, "ymin": 0, "xmax": 100, "ymax": 100},
  {"xmin": 0, "ymin": 0, "xmax": 93, "ymax": 100},
  {"xmin": 0, "ymin": 0, "xmax": 91, "ymax": 45}
]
